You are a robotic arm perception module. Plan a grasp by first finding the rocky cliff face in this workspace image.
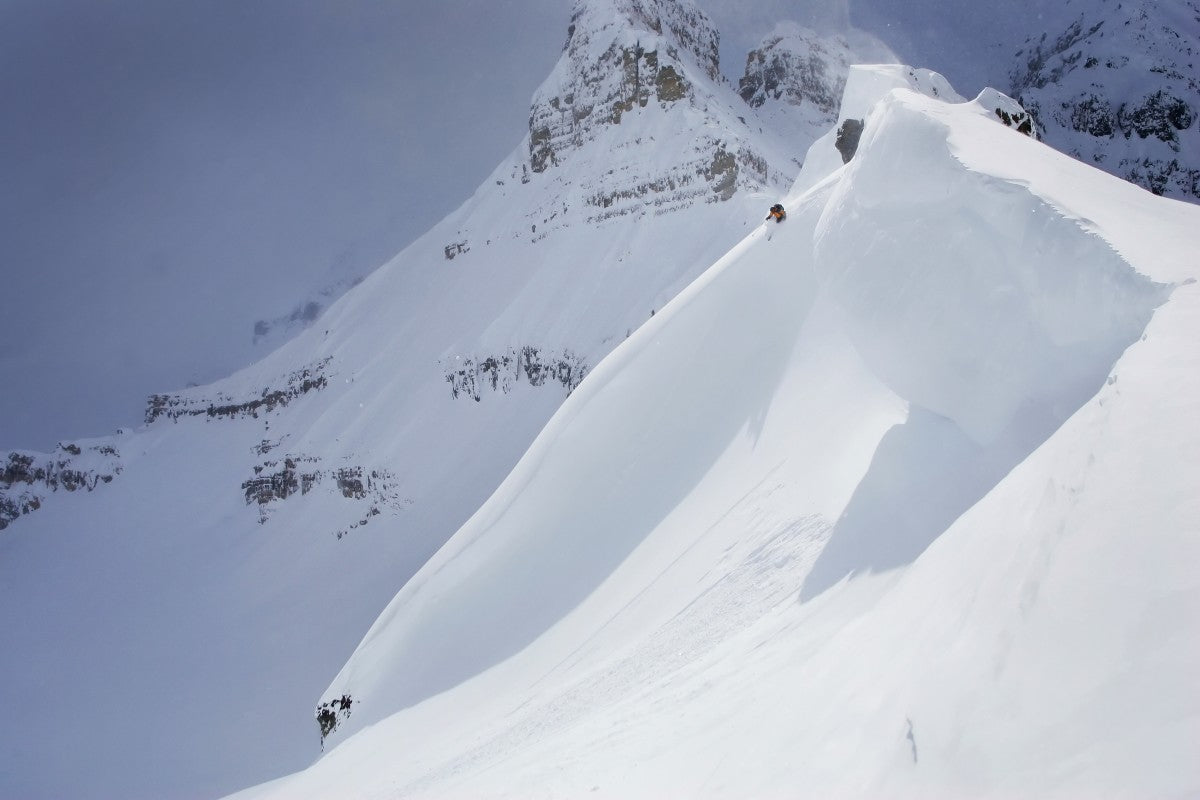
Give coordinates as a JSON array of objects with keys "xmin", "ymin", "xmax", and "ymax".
[
  {"xmin": 1010, "ymin": 0, "xmax": 1200, "ymax": 201},
  {"xmin": 738, "ymin": 23, "xmax": 852, "ymax": 118},
  {"xmin": 527, "ymin": 0, "xmax": 719, "ymax": 173},
  {"xmin": 0, "ymin": 443, "xmax": 122, "ymax": 530},
  {"xmin": 736, "ymin": 23, "xmax": 875, "ymax": 171},
  {"xmin": 146, "ymin": 358, "xmax": 332, "ymax": 424},
  {"xmin": 521, "ymin": 0, "xmax": 791, "ymax": 229}
]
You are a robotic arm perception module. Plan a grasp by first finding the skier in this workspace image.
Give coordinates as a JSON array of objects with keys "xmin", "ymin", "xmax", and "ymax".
[{"xmin": 766, "ymin": 203, "xmax": 786, "ymax": 223}]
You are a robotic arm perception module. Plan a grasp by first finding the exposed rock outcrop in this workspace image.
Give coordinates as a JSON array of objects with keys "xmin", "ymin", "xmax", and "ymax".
[
  {"xmin": 146, "ymin": 357, "xmax": 332, "ymax": 424},
  {"xmin": 251, "ymin": 273, "xmax": 364, "ymax": 349},
  {"xmin": 528, "ymin": 0, "xmax": 719, "ymax": 177},
  {"xmin": 240, "ymin": 454, "xmax": 407, "ymax": 535},
  {"xmin": 519, "ymin": 0, "xmax": 789, "ymax": 230},
  {"xmin": 316, "ymin": 694, "xmax": 354, "ymax": 749},
  {"xmin": 835, "ymin": 118, "xmax": 864, "ymax": 163},
  {"xmin": 735, "ymin": 22, "xmax": 873, "ymax": 172},
  {"xmin": 1, "ymin": 443, "xmax": 122, "ymax": 531},
  {"xmin": 974, "ymin": 87, "xmax": 1038, "ymax": 138},
  {"xmin": 444, "ymin": 346, "xmax": 588, "ymax": 401}
]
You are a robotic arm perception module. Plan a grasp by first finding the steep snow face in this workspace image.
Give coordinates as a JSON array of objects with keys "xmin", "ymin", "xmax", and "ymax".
[
  {"xmin": 814, "ymin": 89, "xmax": 1166, "ymax": 447},
  {"xmin": 0, "ymin": 2, "xmax": 831, "ymax": 799},
  {"xmin": 793, "ymin": 64, "xmax": 963, "ymax": 194},
  {"xmin": 802, "ymin": 86, "xmax": 1168, "ymax": 596},
  {"xmin": 285, "ymin": 73, "xmax": 1193, "ymax": 798},
  {"xmin": 288, "ymin": 76, "xmax": 1190, "ymax": 796},
  {"xmin": 1010, "ymin": 0, "xmax": 1200, "ymax": 201}
]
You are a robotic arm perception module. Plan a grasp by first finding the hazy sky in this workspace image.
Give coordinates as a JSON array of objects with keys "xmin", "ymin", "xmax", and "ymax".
[
  {"xmin": 1, "ymin": 1, "xmax": 566, "ymax": 449},
  {"xmin": 0, "ymin": 0, "xmax": 1024, "ymax": 451}
]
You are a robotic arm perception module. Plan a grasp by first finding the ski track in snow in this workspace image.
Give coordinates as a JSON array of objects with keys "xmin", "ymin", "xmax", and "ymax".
[
  {"xmin": 5, "ymin": 2, "xmax": 1200, "ymax": 798},
  {"xmin": 397, "ymin": 473, "xmax": 829, "ymax": 796},
  {"xmin": 227, "ymin": 60, "xmax": 1200, "ymax": 800}
]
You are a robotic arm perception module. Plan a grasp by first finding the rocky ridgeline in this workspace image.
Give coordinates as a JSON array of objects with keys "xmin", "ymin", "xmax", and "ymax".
[
  {"xmin": 0, "ymin": 443, "xmax": 122, "ymax": 531},
  {"xmin": 241, "ymin": 454, "xmax": 408, "ymax": 537},
  {"xmin": 145, "ymin": 357, "xmax": 332, "ymax": 424},
  {"xmin": 532, "ymin": 0, "xmax": 720, "ymax": 172},
  {"xmin": 1010, "ymin": 2, "xmax": 1200, "ymax": 200},
  {"xmin": 521, "ymin": 0, "xmax": 789, "ymax": 230},
  {"xmin": 444, "ymin": 346, "xmax": 588, "ymax": 401}
]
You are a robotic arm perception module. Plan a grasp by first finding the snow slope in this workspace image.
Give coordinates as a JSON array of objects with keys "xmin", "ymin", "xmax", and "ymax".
[
  {"xmin": 232, "ymin": 67, "xmax": 1199, "ymax": 798},
  {"xmin": 0, "ymin": 2, "xmax": 879, "ymax": 798}
]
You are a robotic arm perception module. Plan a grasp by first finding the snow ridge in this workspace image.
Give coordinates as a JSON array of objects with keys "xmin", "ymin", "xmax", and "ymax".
[
  {"xmin": 298, "ymin": 69, "xmax": 1190, "ymax": 785},
  {"xmin": 7, "ymin": 3, "xmax": 1200, "ymax": 799},
  {"xmin": 0, "ymin": 3, "xmax": 865, "ymax": 798},
  {"xmin": 233, "ymin": 69, "xmax": 1200, "ymax": 799}
]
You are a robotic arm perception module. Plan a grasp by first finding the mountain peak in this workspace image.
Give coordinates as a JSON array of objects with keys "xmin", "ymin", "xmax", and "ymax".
[
  {"xmin": 512, "ymin": 0, "xmax": 799, "ymax": 233},
  {"xmin": 528, "ymin": 0, "xmax": 722, "ymax": 178},
  {"xmin": 565, "ymin": 0, "xmax": 720, "ymax": 80},
  {"xmin": 738, "ymin": 22, "xmax": 850, "ymax": 114}
]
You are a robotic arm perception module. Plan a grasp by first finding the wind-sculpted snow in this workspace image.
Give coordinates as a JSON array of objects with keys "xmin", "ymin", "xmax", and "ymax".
[
  {"xmin": 256, "ymin": 73, "xmax": 1200, "ymax": 800},
  {"xmin": 804, "ymin": 88, "xmax": 1169, "ymax": 595},
  {"xmin": 793, "ymin": 64, "xmax": 963, "ymax": 194},
  {"xmin": 9, "ymin": 2, "xmax": 1199, "ymax": 796},
  {"xmin": 0, "ymin": 2, "xmax": 837, "ymax": 797},
  {"xmin": 814, "ymin": 90, "xmax": 1166, "ymax": 447},
  {"xmin": 315, "ymin": 66, "xmax": 1015, "ymax": 747}
]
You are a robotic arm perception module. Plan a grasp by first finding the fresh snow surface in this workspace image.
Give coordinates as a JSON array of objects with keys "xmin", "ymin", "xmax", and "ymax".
[
  {"xmin": 229, "ymin": 68, "xmax": 1200, "ymax": 799},
  {"xmin": 0, "ymin": 3, "xmax": 819, "ymax": 797},
  {"xmin": 792, "ymin": 63, "xmax": 963, "ymax": 195}
]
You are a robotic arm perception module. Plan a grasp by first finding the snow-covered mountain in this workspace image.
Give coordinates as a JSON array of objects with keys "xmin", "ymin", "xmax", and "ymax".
[
  {"xmin": 234, "ymin": 64, "xmax": 1200, "ymax": 799},
  {"xmin": 3, "ymin": 0, "xmax": 1198, "ymax": 798},
  {"xmin": 0, "ymin": 1, "xmax": 882, "ymax": 798},
  {"xmin": 1008, "ymin": 0, "xmax": 1200, "ymax": 201},
  {"xmin": 737, "ymin": 21, "xmax": 861, "ymax": 159}
]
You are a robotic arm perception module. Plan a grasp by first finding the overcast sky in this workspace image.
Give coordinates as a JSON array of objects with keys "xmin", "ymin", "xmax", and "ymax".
[
  {"xmin": 0, "ymin": 0, "xmax": 1025, "ymax": 451},
  {"xmin": 1, "ymin": 1, "xmax": 570, "ymax": 450}
]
